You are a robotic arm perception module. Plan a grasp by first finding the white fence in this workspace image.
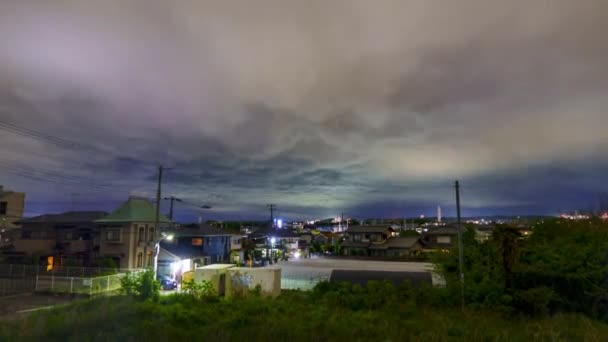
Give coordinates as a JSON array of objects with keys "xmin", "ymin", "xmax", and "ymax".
[
  {"xmin": 35, "ymin": 271, "xmax": 142, "ymax": 295},
  {"xmin": 0, "ymin": 264, "xmax": 140, "ymax": 297}
]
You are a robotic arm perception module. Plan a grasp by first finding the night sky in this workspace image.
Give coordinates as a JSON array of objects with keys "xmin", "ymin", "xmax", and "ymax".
[{"xmin": 1, "ymin": 1, "xmax": 607, "ymax": 221}]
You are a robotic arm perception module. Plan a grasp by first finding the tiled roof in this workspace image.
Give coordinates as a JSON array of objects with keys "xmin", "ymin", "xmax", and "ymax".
[
  {"xmin": 380, "ymin": 237, "xmax": 420, "ymax": 249},
  {"xmin": 422, "ymin": 227, "xmax": 459, "ymax": 235},
  {"xmin": 96, "ymin": 197, "xmax": 171, "ymax": 223},
  {"xmin": 19, "ymin": 211, "xmax": 108, "ymax": 223},
  {"xmin": 346, "ymin": 226, "xmax": 394, "ymax": 234}
]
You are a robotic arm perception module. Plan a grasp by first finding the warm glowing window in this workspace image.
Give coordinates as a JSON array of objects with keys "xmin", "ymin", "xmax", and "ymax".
[
  {"xmin": 192, "ymin": 238, "xmax": 203, "ymax": 246},
  {"xmin": 136, "ymin": 252, "xmax": 143, "ymax": 267}
]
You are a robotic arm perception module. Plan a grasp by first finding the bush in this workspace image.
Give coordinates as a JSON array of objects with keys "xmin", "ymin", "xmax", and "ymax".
[
  {"xmin": 514, "ymin": 286, "xmax": 555, "ymax": 316},
  {"xmin": 119, "ymin": 269, "xmax": 160, "ymax": 301},
  {"xmin": 182, "ymin": 279, "xmax": 217, "ymax": 300}
]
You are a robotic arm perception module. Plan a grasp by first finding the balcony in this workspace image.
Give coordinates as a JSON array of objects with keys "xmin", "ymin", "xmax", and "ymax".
[
  {"xmin": 61, "ymin": 239, "xmax": 92, "ymax": 253},
  {"xmin": 13, "ymin": 239, "xmax": 56, "ymax": 254}
]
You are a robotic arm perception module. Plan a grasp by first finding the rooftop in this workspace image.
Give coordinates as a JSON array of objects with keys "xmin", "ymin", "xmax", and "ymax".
[
  {"xmin": 346, "ymin": 225, "xmax": 395, "ymax": 234},
  {"xmin": 19, "ymin": 211, "xmax": 108, "ymax": 224},
  {"xmin": 368, "ymin": 237, "xmax": 421, "ymax": 250},
  {"xmin": 96, "ymin": 197, "xmax": 171, "ymax": 223}
]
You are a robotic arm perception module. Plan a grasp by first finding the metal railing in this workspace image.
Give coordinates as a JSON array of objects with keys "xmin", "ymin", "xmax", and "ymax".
[
  {"xmin": 0, "ymin": 264, "xmax": 134, "ymax": 278},
  {"xmin": 35, "ymin": 270, "xmax": 143, "ymax": 295},
  {"xmin": 0, "ymin": 264, "xmax": 140, "ymax": 297}
]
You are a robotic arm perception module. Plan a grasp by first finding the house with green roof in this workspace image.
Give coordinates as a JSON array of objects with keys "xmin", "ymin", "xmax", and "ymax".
[{"xmin": 96, "ymin": 197, "xmax": 172, "ymax": 269}]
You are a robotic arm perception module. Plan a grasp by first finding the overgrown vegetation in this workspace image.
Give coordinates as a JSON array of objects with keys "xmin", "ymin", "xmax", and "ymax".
[
  {"xmin": 119, "ymin": 269, "xmax": 160, "ymax": 302},
  {"xmin": 2, "ymin": 282, "xmax": 607, "ymax": 341},
  {"xmin": 434, "ymin": 219, "xmax": 608, "ymax": 319},
  {"xmin": 2, "ymin": 218, "xmax": 607, "ymax": 340}
]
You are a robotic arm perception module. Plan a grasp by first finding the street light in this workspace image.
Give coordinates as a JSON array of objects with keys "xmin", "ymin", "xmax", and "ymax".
[{"xmin": 153, "ymin": 232, "xmax": 175, "ymax": 278}]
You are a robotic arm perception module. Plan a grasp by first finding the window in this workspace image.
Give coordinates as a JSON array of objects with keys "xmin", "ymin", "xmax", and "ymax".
[
  {"xmin": 146, "ymin": 252, "xmax": 153, "ymax": 266},
  {"xmin": 437, "ymin": 236, "xmax": 451, "ymax": 244},
  {"xmin": 105, "ymin": 229, "xmax": 121, "ymax": 241},
  {"xmin": 64, "ymin": 232, "xmax": 73, "ymax": 240},
  {"xmin": 192, "ymin": 238, "xmax": 203, "ymax": 246},
  {"xmin": 148, "ymin": 227, "xmax": 155, "ymax": 242},
  {"xmin": 136, "ymin": 252, "xmax": 143, "ymax": 268},
  {"xmin": 22, "ymin": 231, "xmax": 32, "ymax": 239},
  {"xmin": 0, "ymin": 201, "xmax": 7, "ymax": 215},
  {"xmin": 206, "ymin": 238, "xmax": 211, "ymax": 246},
  {"xmin": 138, "ymin": 226, "xmax": 145, "ymax": 243}
]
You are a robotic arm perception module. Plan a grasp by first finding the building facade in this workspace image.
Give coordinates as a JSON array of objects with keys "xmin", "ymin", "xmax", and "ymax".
[
  {"xmin": 0, "ymin": 186, "xmax": 26, "ymax": 242},
  {"xmin": 8, "ymin": 211, "xmax": 107, "ymax": 266},
  {"xmin": 96, "ymin": 197, "xmax": 172, "ymax": 269}
]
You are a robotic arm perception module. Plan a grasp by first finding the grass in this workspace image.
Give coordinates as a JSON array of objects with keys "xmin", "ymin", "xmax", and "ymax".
[{"xmin": 1, "ymin": 291, "xmax": 607, "ymax": 341}]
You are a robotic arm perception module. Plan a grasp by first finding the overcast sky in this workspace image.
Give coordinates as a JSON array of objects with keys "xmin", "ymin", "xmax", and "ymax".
[{"xmin": 1, "ymin": 1, "xmax": 607, "ymax": 221}]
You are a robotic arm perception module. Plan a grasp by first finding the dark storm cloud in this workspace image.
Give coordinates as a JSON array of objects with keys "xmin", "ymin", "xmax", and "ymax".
[{"xmin": 1, "ymin": 0, "xmax": 607, "ymax": 219}]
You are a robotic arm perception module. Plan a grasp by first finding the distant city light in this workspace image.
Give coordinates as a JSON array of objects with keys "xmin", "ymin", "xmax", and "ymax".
[
  {"xmin": 270, "ymin": 237, "xmax": 276, "ymax": 245},
  {"xmin": 420, "ymin": 214, "xmax": 425, "ymax": 219},
  {"xmin": 294, "ymin": 251, "xmax": 301, "ymax": 259},
  {"xmin": 277, "ymin": 219, "xmax": 283, "ymax": 228}
]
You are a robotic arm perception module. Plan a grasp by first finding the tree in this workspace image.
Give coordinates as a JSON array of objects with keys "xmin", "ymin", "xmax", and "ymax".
[{"xmin": 492, "ymin": 225, "xmax": 521, "ymax": 292}]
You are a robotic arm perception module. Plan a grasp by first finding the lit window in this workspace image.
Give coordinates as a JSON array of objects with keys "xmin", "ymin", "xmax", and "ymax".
[
  {"xmin": 148, "ymin": 227, "xmax": 155, "ymax": 242},
  {"xmin": 136, "ymin": 252, "xmax": 143, "ymax": 268},
  {"xmin": 146, "ymin": 252, "xmax": 153, "ymax": 266},
  {"xmin": 192, "ymin": 238, "xmax": 203, "ymax": 246}
]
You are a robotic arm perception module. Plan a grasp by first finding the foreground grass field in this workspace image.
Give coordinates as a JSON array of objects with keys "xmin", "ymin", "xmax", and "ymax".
[{"xmin": 1, "ymin": 291, "xmax": 607, "ymax": 341}]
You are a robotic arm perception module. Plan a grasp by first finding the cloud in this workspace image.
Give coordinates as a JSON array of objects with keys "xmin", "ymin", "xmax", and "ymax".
[{"xmin": 0, "ymin": 0, "xmax": 607, "ymax": 219}]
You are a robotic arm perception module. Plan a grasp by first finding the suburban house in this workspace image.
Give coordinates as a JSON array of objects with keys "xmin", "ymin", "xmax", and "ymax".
[
  {"xmin": 230, "ymin": 234, "xmax": 244, "ymax": 263},
  {"xmin": 342, "ymin": 225, "xmax": 396, "ymax": 256},
  {"xmin": 368, "ymin": 237, "xmax": 423, "ymax": 257},
  {"xmin": 7, "ymin": 211, "xmax": 107, "ymax": 266},
  {"xmin": 248, "ymin": 225, "xmax": 306, "ymax": 259},
  {"xmin": 313, "ymin": 232, "xmax": 338, "ymax": 245},
  {"xmin": 0, "ymin": 186, "xmax": 26, "ymax": 246},
  {"xmin": 419, "ymin": 227, "xmax": 460, "ymax": 251},
  {"xmin": 159, "ymin": 223, "xmax": 233, "ymax": 270},
  {"xmin": 96, "ymin": 197, "xmax": 172, "ymax": 269},
  {"xmin": 0, "ymin": 186, "xmax": 26, "ymax": 229}
]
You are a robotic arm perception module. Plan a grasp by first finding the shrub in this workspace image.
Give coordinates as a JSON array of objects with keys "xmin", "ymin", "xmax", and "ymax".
[
  {"xmin": 182, "ymin": 279, "xmax": 217, "ymax": 300},
  {"xmin": 514, "ymin": 286, "xmax": 555, "ymax": 316},
  {"xmin": 119, "ymin": 269, "xmax": 160, "ymax": 301}
]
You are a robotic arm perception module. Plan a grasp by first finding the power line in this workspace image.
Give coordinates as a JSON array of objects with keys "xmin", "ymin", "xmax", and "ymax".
[
  {"xmin": 0, "ymin": 162, "xmax": 127, "ymax": 191},
  {"xmin": 0, "ymin": 120, "xmax": 155, "ymax": 168},
  {"xmin": 0, "ymin": 120, "xmax": 97, "ymax": 151}
]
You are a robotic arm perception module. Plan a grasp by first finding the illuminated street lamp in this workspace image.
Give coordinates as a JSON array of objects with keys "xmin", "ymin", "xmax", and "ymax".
[{"xmin": 153, "ymin": 232, "xmax": 174, "ymax": 277}]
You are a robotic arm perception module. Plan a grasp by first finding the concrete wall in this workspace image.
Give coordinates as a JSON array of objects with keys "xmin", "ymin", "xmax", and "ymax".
[
  {"xmin": 189, "ymin": 265, "xmax": 281, "ymax": 298},
  {"xmin": 227, "ymin": 267, "xmax": 281, "ymax": 298}
]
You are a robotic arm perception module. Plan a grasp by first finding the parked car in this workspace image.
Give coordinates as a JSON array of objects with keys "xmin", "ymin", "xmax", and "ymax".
[{"xmin": 157, "ymin": 274, "xmax": 178, "ymax": 290}]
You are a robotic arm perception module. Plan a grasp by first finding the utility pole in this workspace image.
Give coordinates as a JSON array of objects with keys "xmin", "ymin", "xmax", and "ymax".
[
  {"xmin": 455, "ymin": 180, "xmax": 464, "ymax": 310},
  {"xmin": 164, "ymin": 196, "xmax": 182, "ymax": 221},
  {"xmin": 153, "ymin": 165, "xmax": 163, "ymax": 277},
  {"xmin": 267, "ymin": 204, "xmax": 276, "ymax": 227}
]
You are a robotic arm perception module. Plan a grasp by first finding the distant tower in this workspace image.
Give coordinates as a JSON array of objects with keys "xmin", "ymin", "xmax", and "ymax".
[{"xmin": 437, "ymin": 205, "xmax": 442, "ymax": 223}]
